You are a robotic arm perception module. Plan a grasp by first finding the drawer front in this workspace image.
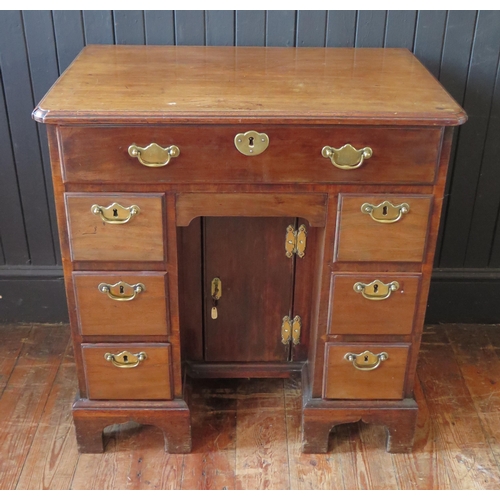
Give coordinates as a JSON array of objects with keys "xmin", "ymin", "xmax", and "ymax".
[
  {"xmin": 66, "ymin": 193, "xmax": 165, "ymax": 262},
  {"xmin": 323, "ymin": 343, "xmax": 409, "ymax": 399},
  {"xmin": 74, "ymin": 272, "xmax": 168, "ymax": 336},
  {"xmin": 60, "ymin": 125, "xmax": 441, "ymax": 185},
  {"xmin": 82, "ymin": 343, "xmax": 173, "ymax": 400},
  {"xmin": 329, "ymin": 273, "xmax": 420, "ymax": 335},
  {"xmin": 335, "ymin": 194, "xmax": 433, "ymax": 262}
]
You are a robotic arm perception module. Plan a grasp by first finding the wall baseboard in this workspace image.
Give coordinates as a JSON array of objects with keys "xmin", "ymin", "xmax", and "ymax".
[{"xmin": 1, "ymin": 267, "xmax": 499, "ymax": 324}]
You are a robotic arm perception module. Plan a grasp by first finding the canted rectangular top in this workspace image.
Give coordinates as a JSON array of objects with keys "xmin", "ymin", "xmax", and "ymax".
[{"xmin": 33, "ymin": 45, "xmax": 466, "ymax": 126}]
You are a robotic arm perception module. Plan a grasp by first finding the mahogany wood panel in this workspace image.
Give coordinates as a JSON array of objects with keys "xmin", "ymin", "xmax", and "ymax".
[
  {"xmin": 329, "ymin": 273, "xmax": 421, "ymax": 335},
  {"xmin": 322, "ymin": 343, "xmax": 410, "ymax": 400},
  {"xmin": 335, "ymin": 194, "xmax": 433, "ymax": 262},
  {"xmin": 177, "ymin": 193, "xmax": 328, "ymax": 227},
  {"xmin": 73, "ymin": 272, "xmax": 168, "ymax": 336},
  {"xmin": 82, "ymin": 343, "xmax": 173, "ymax": 400},
  {"xmin": 65, "ymin": 193, "xmax": 165, "ymax": 262},
  {"xmin": 33, "ymin": 46, "xmax": 466, "ymax": 126},
  {"xmin": 59, "ymin": 125, "xmax": 441, "ymax": 185},
  {"xmin": 203, "ymin": 217, "xmax": 294, "ymax": 362}
]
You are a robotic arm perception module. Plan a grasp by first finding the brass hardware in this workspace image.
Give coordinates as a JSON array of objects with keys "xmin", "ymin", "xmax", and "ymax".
[
  {"xmin": 98, "ymin": 281, "xmax": 145, "ymax": 301},
  {"xmin": 344, "ymin": 350, "xmax": 388, "ymax": 371},
  {"xmin": 128, "ymin": 143, "xmax": 180, "ymax": 167},
  {"xmin": 91, "ymin": 202, "xmax": 140, "ymax": 224},
  {"xmin": 321, "ymin": 144, "xmax": 373, "ymax": 170},
  {"xmin": 285, "ymin": 224, "xmax": 307, "ymax": 258},
  {"xmin": 281, "ymin": 315, "xmax": 301, "ymax": 345},
  {"xmin": 361, "ymin": 201, "xmax": 410, "ymax": 223},
  {"xmin": 353, "ymin": 280, "xmax": 399, "ymax": 301},
  {"xmin": 211, "ymin": 277, "xmax": 222, "ymax": 320},
  {"xmin": 234, "ymin": 130, "xmax": 269, "ymax": 156},
  {"xmin": 104, "ymin": 350, "xmax": 147, "ymax": 368}
]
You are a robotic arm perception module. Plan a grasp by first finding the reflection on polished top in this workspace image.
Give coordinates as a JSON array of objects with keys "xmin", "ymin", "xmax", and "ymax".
[{"xmin": 33, "ymin": 45, "xmax": 466, "ymax": 126}]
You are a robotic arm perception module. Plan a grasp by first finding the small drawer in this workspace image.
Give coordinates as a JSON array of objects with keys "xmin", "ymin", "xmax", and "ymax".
[
  {"xmin": 329, "ymin": 273, "xmax": 420, "ymax": 335},
  {"xmin": 323, "ymin": 343, "xmax": 409, "ymax": 399},
  {"xmin": 335, "ymin": 194, "xmax": 433, "ymax": 262},
  {"xmin": 82, "ymin": 343, "xmax": 173, "ymax": 400},
  {"xmin": 59, "ymin": 125, "xmax": 441, "ymax": 185},
  {"xmin": 73, "ymin": 272, "xmax": 168, "ymax": 336},
  {"xmin": 65, "ymin": 193, "xmax": 165, "ymax": 262}
]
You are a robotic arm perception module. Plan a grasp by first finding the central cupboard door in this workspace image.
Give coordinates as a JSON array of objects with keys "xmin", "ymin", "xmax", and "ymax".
[{"xmin": 203, "ymin": 217, "xmax": 295, "ymax": 362}]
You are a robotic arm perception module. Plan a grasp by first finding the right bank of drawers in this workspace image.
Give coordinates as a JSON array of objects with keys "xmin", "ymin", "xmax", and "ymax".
[{"xmin": 324, "ymin": 193, "xmax": 432, "ymax": 400}]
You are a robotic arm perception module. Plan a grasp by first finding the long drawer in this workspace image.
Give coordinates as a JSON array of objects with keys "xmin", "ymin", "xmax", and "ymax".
[{"xmin": 59, "ymin": 125, "xmax": 442, "ymax": 185}]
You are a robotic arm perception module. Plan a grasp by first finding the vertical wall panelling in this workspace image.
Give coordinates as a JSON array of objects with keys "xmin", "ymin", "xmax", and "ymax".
[
  {"xmin": 206, "ymin": 11, "xmax": 234, "ymax": 46},
  {"xmin": 144, "ymin": 11, "xmax": 175, "ymax": 45},
  {"xmin": 355, "ymin": 10, "xmax": 387, "ymax": 48},
  {"xmin": 52, "ymin": 11, "xmax": 85, "ymax": 72},
  {"xmin": 236, "ymin": 11, "xmax": 266, "ymax": 46},
  {"xmin": 113, "ymin": 11, "xmax": 145, "ymax": 45},
  {"xmin": 82, "ymin": 11, "xmax": 114, "ymax": 44},
  {"xmin": 384, "ymin": 11, "xmax": 417, "ymax": 50},
  {"xmin": 0, "ymin": 11, "xmax": 55, "ymax": 265},
  {"xmin": 296, "ymin": 10, "xmax": 327, "ymax": 47},
  {"xmin": 439, "ymin": 11, "xmax": 500, "ymax": 268},
  {"xmin": 326, "ymin": 11, "xmax": 357, "ymax": 47},
  {"xmin": 266, "ymin": 11, "xmax": 295, "ymax": 47},
  {"xmin": 175, "ymin": 11, "xmax": 205, "ymax": 46},
  {"xmin": 22, "ymin": 10, "xmax": 62, "ymax": 264},
  {"xmin": 0, "ymin": 75, "xmax": 29, "ymax": 265}
]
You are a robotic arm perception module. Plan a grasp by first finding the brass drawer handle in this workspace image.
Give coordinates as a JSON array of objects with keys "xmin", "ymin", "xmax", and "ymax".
[
  {"xmin": 322, "ymin": 144, "xmax": 373, "ymax": 170},
  {"xmin": 344, "ymin": 350, "xmax": 388, "ymax": 371},
  {"xmin": 353, "ymin": 279, "xmax": 399, "ymax": 301},
  {"xmin": 104, "ymin": 350, "xmax": 147, "ymax": 368},
  {"xmin": 361, "ymin": 201, "xmax": 409, "ymax": 223},
  {"xmin": 91, "ymin": 202, "xmax": 140, "ymax": 224},
  {"xmin": 128, "ymin": 143, "xmax": 180, "ymax": 167},
  {"xmin": 98, "ymin": 281, "xmax": 145, "ymax": 301}
]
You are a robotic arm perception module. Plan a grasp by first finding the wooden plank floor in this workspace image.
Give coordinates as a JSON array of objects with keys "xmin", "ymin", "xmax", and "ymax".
[{"xmin": 1, "ymin": 323, "xmax": 500, "ymax": 489}]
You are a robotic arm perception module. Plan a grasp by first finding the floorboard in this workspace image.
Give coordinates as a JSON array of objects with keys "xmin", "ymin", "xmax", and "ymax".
[{"xmin": 1, "ymin": 323, "xmax": 500, "ymax": 489}]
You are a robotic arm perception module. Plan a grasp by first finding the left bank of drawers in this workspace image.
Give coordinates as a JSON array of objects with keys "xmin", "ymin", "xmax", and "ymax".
[{"xmin": 64, "ymin": 191, "xmax": 172, "ymax": 400}]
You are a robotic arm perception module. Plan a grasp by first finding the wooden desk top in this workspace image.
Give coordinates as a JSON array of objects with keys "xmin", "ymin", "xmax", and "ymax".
[{"xmin": 33, "ymin": 45, "xmax": 466, "ymax": 126}]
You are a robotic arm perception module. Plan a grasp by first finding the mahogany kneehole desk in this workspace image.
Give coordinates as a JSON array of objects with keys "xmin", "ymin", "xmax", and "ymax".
[{"xmin": 33, "ymin": 45, "xmax": 466, "ymax": 454}]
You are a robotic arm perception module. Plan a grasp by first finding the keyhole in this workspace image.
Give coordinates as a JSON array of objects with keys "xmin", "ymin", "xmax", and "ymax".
[
  {"xmin": 248, "ymin": 136, "xmax": 254, "ymax": 147},
  {"xmin": 123, "ymin": 355, "xmax": 128, "ymax": 362},
  {"xmin": 113, "ymin": 208, "xmax": 118, "ymax": 217},
  {"xmin": 119, "ymin": 285, "xmax": 124, "ymax": 294},
  {"xmin": 373, "ymin": 284, "xmax": 379, "ymax": 293},
  {"xmin": 382, "ymin": 206, "xmax": 388, "ymax": 216},
  {"xmin": 364, "ymin": 355, "xmax": 369, "ymax": 362}
]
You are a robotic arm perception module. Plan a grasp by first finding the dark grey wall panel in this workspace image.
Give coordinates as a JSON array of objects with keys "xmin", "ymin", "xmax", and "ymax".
[
  {"xmin": 326, "ymin": 11, "xmax": 356, "ymax": 47},
  {"xmin": 145, "ymin": 11, "xmax": 174, "ymax": 45},
  {"xmin": 83, "ymin": 11, "xmax": 114, "ymax": 44},
  {"xmin": 2, "ymin": 10, "xmax": 500, "ymax": 323},
  {"xmin": 266, "ymin": 11, "xmax": 295, "ymax": 47},
  {"xmin": 206, "ymin": 11, "xmax": 234, "ymax": 46}
]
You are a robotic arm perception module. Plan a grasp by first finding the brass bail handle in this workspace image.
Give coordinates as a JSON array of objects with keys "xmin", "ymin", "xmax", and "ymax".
[
  {"xmin": 353, "ymin": 280, "xmax": 399, "ymax": 301},
  {"xmin": 361, "ymin": 201, "xmax": 410, "ymax": 224},
  {"xmin": 104, "ymin": 350, "xmax": 147, "ymax": 368},
  {"xmin": 98, "ymin": 281, "xmax": 145, "ymax": 301},
  {"xmin": 322, "ymin": 144, "xmax": 373, "ymax": 170},
  {"xmin": 91, "ymin": 202, "xmax": 140, "ymax": 224},
  {"xmin": 128, "ymin": 143, "xmax": 180, "ymax": 167},
  {"xmin": 344, "ymin": 351, "xmax": 388, "ymax": 371}
]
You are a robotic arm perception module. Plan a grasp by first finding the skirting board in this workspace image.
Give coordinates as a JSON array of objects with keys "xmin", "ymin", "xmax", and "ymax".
[{"xmin": 1, "ymin": 267, "xmax": 500, "ymax": 324}]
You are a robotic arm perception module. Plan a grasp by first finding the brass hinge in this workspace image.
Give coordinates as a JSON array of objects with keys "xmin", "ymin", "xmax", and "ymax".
[
  {"xmin": 281, "ymin": 315, "xmax": 301, "ymax": 345},
  {"xmin": 285, "ymin": 224, "xmax": 307, "ymax": 258}
]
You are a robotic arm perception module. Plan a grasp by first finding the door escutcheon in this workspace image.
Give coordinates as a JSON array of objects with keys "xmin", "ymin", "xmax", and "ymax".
[{"xmin": 234, "ymin": 130, "xmax": 269, "ymax": 156}]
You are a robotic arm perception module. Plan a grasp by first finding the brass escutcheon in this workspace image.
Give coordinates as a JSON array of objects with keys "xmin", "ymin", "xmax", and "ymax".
[
  {"xmin": 234, "ymin": 130, "xmax": 269, "ymax": 156},
  {"xmin": 344, "ymin": 350, "xmax": 388, "ymax": 371},
  {"xmin": 353, "ymin": 279, "xmax": 399, "ymax": 301},
  {"xmin": 128, "ymin": 143, "xmax": 180, "ymax": 167},
  {"xmin": 104, "ymin": 350, "xmax": 147, "ymax": 368},
  {"xmin": 98, "ymin": 281, "xmax": 145, "ymax": 301},
  {"xmin": 91, "ymin": 202, "xmax": 140, "ymax": 224},
  {"xmin": 361, "ymin": 201, "xmax": 410, "ymax": 223},
  {"xmin": 322, "ymin": 144, "xmax": 373, "ymax": 170}
]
